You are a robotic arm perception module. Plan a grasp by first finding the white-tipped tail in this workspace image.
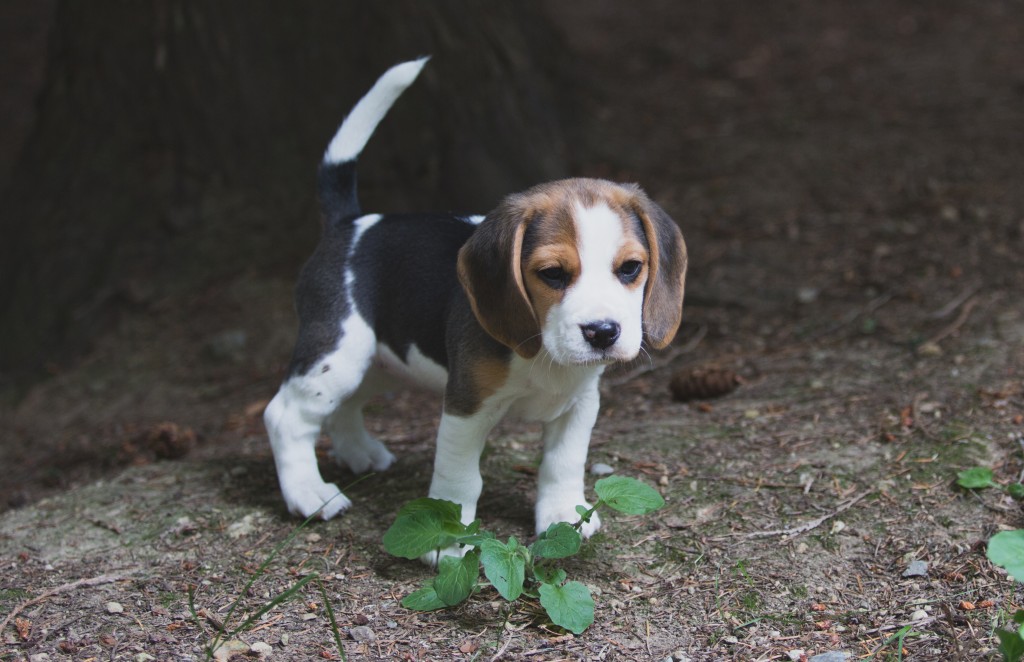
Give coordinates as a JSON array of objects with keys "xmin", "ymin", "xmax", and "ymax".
[{"xmin": 323, "ymin": 57, "xmax": 429, "ymax": 165}]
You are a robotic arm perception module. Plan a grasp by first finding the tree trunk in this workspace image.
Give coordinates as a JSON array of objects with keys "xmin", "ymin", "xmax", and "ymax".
[{"xmin": 0, "ymin": 1, "xmax": 570, "ymax": 385}]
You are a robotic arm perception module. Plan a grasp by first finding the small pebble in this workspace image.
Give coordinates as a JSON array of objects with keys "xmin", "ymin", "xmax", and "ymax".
[
  {"xmin": 105, "ymin": 601, "xmax": 124, "ymax": 614},
  {"xmin": 809, "ymin": 652, "xmax": 851, "ymax": 662},
  {"xmin": 590, "ymin": 462, "xmax": 615, "ymax": 476},
  {"xmin": 300, "ymin": 613, "xmax": 318, "ymax": 621},
  {"xmin": 910, "ymin": 609, "xmax": 929, "ymax": 621},
  {"xmin": 135, "ymin": 654, "xmax": 156, "ymax": 662},
  {"xmin": 349, "ymin": 625, "xmax": 376, "ymax": 642},
  {"xmin": 672, "ymin": 652, "xmax": 692, "ymax": 662},
  {"xmin": 797, "ymin": 286, "xmax": 820, "ymax": 304},
  {"xmin": 250, "ymin": 642, "xmax": 273, "ymax": 658},
  {"xmin": 722, "ymin": 635, "xmax": 739, "ymax": 645},
  {"xmin": 788, "ymin": 651, "xmax": 806, "ymax": 662},
  {"xmin": 902, "ymin": 560, "xmax": 928, "ymax": 577},
  {"xmin": 226, "ymin": 514, "xmax": 257, "ymax": 539},
  {"xmin": 305, "ymin": 533, "xmax": 322, "ymax": 543}
]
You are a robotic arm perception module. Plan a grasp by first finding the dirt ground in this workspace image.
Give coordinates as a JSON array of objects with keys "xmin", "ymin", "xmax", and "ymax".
[{"xmin": 3, "ymin": 2, "xmax": 1024, "ymax": 660}]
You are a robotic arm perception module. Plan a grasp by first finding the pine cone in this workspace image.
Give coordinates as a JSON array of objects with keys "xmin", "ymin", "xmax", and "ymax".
[{"xmin": 669, "ymin": 367, "xmax": 742, "ymax": 402}]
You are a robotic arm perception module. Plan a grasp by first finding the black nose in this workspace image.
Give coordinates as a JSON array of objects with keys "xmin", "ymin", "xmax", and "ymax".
[{"xmin": 580, "ymin": 321, "xmax": 620, "ymax": 349}]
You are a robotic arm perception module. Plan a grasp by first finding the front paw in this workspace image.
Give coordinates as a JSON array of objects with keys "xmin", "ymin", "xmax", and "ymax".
[
  {"xmin": 331, "ymin": 442, "xmax": 395, "ymax": 474},
  {"xmin": 282, "ymin": 479, "xmax": 351, "ymax": 520},
  {"xmin": 535, "ymin": 500, "xmax": 602, "ymax": 539}
]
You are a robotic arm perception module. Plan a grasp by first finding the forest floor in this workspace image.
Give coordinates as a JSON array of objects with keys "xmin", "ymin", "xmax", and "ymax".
[{"xmin": 2, "ymin": 2, "xmax": 1024, "ymax": 660}]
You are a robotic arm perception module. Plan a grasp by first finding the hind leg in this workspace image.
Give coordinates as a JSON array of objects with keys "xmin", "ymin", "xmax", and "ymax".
[
  {"xmin": 264, "ymin": 318, "xmax": 376, "ymax": 520},
  {"xmin": 326, "ymin": 367, "xmax": 397, "ymax": 474}
]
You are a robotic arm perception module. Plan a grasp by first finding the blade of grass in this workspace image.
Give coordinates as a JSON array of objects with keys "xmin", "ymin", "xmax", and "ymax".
[
  {"xmin": 227, "ymin": 573, "xmax": 319, "ymax": 638},
  {"xmin": 317, "ymin": 576, "xmax": 346, "ymax": 661},
  {"xmin": 219, "ymin": 477, "xmax": 369, "ymax": 638}
]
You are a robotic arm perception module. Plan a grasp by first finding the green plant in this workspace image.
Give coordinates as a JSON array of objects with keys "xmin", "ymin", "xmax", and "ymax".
[
  {"xmin": 958, "ymin": 467, "xmax": 1024, "ymax": 661},
  {"xmin": 383, "ymin": 475, "xmax": 665, "ymax": 634}
]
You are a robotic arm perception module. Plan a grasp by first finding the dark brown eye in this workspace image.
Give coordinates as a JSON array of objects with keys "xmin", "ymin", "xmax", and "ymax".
[
  {"xmin": 617, "ymin": 260, "xmax": 642, "ymax": 283},
  {"xmin": 538, "ymin": 266, "xmax": 569, "ymax": 289}
]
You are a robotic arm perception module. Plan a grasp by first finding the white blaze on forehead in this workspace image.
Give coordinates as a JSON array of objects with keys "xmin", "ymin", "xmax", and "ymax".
[
  {"xmin": 573, "ymin": 201, "xmax": 625, "ymax": 283},
  {"xmin": 537, "ymin": 199, "xmax": 644, "ymax": 364}
]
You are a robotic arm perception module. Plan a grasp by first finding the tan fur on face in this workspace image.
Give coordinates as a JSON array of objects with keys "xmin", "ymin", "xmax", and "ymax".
[
  {"xmin": 521, "ymin": 215, "xmax": 579, "ymax": 330},
  {"xmin": 459, "ymin": 178, "xmax": 686, "ymax": 357},
  {"xmin": 519, "ymin": 180, "xmax": 651, "ymax": 326},
  {"xmin": 614, "ymin": 239, "xmax": 650, "ymax": 291}
]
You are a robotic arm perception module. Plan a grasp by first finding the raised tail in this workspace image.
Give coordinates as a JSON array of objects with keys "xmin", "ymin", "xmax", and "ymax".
[{"xmin": 318, "ymin": 57, "xmax": 430, "ymax": 221}]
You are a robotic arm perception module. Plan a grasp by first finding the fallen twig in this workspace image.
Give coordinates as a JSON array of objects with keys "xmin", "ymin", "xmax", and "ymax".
[
  {"xmin": 605, "ymin": 324, "xmax": 707, "ymax": 386},
  {"xmin": 928, "ymin": 283, "xmax": 982, "ymax": 320},
  {"xmin": 716, "ymin": 490, "xmax": 872, "ymax": 540},
  {"xmin": 926, "ymin": 296, "xmax": 978, "ymax": 346},
  {"xmin": 0, "ymin": 573, "xmax": 124, "ymax": 636},
  {"xmin": 490, "ymin": 629, "xmax": 515, "ymax": 662},
  {"xmin": 811, "ymin": 293, "xmax": 893, "ymax": 340}
]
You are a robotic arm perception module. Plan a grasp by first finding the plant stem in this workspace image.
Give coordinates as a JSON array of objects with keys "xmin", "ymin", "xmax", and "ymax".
[{"xmin": 572, "ymin": 500, "xmax": 604, "ymax": 532}]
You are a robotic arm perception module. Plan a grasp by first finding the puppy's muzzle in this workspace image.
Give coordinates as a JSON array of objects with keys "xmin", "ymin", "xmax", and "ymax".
[{"xmin": 580, "ymin": 320, "xmax": 621, "ymax": 350}]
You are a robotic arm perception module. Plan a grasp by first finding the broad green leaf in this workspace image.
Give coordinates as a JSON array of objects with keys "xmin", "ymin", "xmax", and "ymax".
[
  {"xmin": 479, "ymin": 538, "xmax": 526, "ymax": 601},
  {"xmin": 383, "ymin": 498, "xmax": 467, "ymax": 559},
  {"xmin": 1014, "ymin": 609, "xmax": 1024, "ymax": 625},
  {"xmin": 988, "ymin": 530, "xmax": 1024, "ymax": 582},
  {"xmin": 534, "ymin": 566, "xmax": 567, "ymax": 586},
  {"xmin": 401, "ymin": 584, "xmax": 447, "ymax": 611},
  {"xmin": 595, "ymin": 476, "xmax": 665, "ymax": 515},
  {"xmin": 956, "ymin": 467, "xmax": 997, "ymax": 490},
  {"xmin": 433, "ymin": 550, "xmax": 480, "ymax": 606},
  {"xmin": 1009, "ymin": 483, "xmax": 1024, "ymax": 500},
  {"xmin": 575, "ymin": 505, "xmax": 592, "ymax": 521},
  {"xmin": 456, "ymin": 530, "xmax": 496, "ymax": 547},
  {"xmin": 538, "ymin": 580, "xmax": 594, "ymax": 634},
  {"xmin": 530, "ymin": 522, "xmax": 582, "ymax": 560},
  {"xmin": 997, "ymin": 629, "xmax": 1024, "ymax": 662}
]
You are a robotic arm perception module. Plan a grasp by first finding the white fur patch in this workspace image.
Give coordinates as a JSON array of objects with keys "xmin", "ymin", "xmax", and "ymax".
[
  {"xmin": 345, "ymin": 214, "xmax": 382, "ymax": 291},
  {"xmin": 541, "ymin": 202, "xmax": 645, "ymax": 364},
  {"xmin": 324, "ymin": 58, "xmax": 429, "ymax": 164},
  {"xmin": 352, "ymin": 213, "xmax": 382, "ymax": 244}
]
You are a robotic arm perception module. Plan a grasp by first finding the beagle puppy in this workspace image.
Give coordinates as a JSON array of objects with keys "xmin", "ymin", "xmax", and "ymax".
[{"xmin": 264, "ymin": 58, "xmax": 687, "ymax": 557}]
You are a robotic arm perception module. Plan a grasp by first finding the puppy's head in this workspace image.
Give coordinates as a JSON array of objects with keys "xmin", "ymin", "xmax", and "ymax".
[{"xmin": 458, "ymin": 179, "xmax": 687, "ymax": 364}]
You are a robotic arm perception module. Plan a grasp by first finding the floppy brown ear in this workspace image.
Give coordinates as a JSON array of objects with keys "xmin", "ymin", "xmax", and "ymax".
[
  {"xmin": 457, "ymin": 200, "xmax": 542, "ymax": 358},
  {"xmin": 632, "ymin": 191, "xmax": 687, "ymax": 349}
]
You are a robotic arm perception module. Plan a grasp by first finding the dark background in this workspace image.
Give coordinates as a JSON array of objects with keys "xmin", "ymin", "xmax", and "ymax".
[{"xmin": 1, "ymin": 2, "xmax": 1022, "ymax": 509}]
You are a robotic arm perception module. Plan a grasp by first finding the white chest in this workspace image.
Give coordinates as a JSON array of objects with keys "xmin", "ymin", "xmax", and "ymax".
[{"xmin": 503, "ymin": 357, "xmax": 604, "ymax": 423}]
